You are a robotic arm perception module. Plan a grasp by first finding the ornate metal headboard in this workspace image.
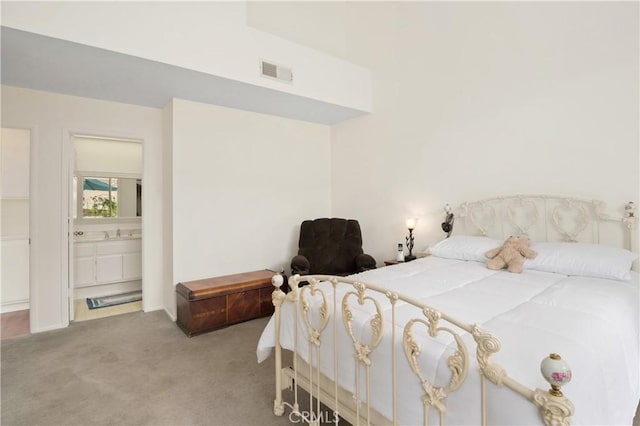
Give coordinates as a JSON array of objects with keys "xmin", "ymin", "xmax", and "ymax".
[{"xmin": 443, "ymin": 195, "xmax": 636, "ymax": 251}]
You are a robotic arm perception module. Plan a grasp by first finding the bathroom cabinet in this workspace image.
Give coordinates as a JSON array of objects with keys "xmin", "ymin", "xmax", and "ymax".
[{"xmin": 73, "ymin": 238, "xmax": 142, "ymax": 287}]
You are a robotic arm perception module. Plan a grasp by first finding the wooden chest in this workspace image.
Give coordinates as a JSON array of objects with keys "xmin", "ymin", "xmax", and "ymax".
[{"xmin": 176, "ymin": 269, "xmax": 276, "ymax": 337}]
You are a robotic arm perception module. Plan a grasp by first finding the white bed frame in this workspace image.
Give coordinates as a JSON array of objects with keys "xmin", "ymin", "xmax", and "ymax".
[{"xmin": 270, "ymin": 195, "xmax": 637, "ymax": 426}]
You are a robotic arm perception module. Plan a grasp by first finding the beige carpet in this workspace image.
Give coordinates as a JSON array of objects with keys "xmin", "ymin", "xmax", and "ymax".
[
  {"xmin": 1, "ymin": 311, "xmax": 293, "ymax": 426},
  {"xmin": 2, "ymin": 310, "xmax": 639, "ymax": 425}
]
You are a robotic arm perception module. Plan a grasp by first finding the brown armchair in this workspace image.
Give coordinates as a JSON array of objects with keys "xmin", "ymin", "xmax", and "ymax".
[{"xmin": 291, "ymin": 218, "xmax": 376, "ymax": 276}]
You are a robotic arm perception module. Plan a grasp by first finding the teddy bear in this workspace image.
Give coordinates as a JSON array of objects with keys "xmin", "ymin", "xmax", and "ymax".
[{"xmin": 485, "ymin": 235, "xmax": 537, "ymax": 273}]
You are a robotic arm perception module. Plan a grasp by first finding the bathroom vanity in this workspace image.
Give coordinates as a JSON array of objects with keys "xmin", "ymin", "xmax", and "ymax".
[{"xmin": 74, "ymin": 234, "xmax": 142, "ymax": 288}]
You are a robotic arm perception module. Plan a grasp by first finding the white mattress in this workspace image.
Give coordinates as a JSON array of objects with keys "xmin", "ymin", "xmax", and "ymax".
[{"xmin": 257, "ymin": 256, "xmax": 640, "ymax": 425}]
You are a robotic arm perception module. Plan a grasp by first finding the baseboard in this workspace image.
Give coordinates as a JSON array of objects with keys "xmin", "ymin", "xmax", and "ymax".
[
  {"xmin": 138, "ymin": 304, "xmax": 176, "ymax": 322},
  {"xmin": 163, "ymin": 306, "xmax": 177, "ymax": 322},
  {"xmin": 31, "ymin": 322, "xmax": 66, "ymax": 334},
  {"xmin": 73, "ymin": 280, "xmax": 141, "ymax": 299},
  {"xmin": 0, "ymin": 301, "xmax": 29, "ymax": 314}
]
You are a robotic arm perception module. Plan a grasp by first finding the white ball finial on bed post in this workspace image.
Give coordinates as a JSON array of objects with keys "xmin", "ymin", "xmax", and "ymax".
[
  {"xmin": 272, "ymin": 273, "xmax": 284, "ymax": 289},
  {"xmin": 534, "ymin": 353, "xmax": 575, "ymax": 426},
  {"xmin": 540, "ymin": 353, "xmax": 572, "ymax": 397}
]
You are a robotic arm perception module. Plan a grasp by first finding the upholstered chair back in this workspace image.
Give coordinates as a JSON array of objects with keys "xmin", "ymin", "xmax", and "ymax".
[{"xmin": 294, "ymin": 218, "xmax": 374, "ymax": 276}]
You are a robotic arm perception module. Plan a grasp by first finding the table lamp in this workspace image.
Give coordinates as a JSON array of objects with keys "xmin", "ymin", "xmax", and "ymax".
[{"xmin": 405, "ymin": 217, "xmax": 417, "ymax": 261}]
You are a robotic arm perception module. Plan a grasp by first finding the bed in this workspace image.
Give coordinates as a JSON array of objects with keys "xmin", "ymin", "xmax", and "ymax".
[{"xmin": 257, "ymin": 195, "xmax": 639, "ymax": 425}]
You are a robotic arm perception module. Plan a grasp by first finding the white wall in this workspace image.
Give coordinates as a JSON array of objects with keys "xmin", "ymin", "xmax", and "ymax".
[
  {"xmin": 247, "ymin": 2, "xmax": 349, "ymax": 62},
  {"xmin": 1, "ymin": 87, "xmax": 322, "ymax": 327},
  {"xmin": 1, "ymin": 1, "xmax": 372, "ymax": 114},
  {"xmin": 325, "ymin": 2, "xmax": 638, "ymax": 262},
  {"xmin": 247, "ymin": 2, "xmax": 638, "ymax": 261},
  {"xmin": 1, "ymin": 85, "xmax": 164, "ymax": 332},
  {"xmin": 170, "ymin": 98, "xmax": 331, "ymax": 289}
]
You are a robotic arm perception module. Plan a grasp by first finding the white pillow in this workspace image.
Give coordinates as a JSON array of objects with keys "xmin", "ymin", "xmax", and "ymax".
[
  {"xmin": 525, "ymin": 242, "xmax": 638, "ymax": 281},
  {"xmin": 429, "ymin": 235, "xmax": 501, "ymax": 263}
]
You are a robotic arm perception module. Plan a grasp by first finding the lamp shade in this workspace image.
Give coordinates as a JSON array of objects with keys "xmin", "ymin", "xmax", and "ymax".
[{"xmin": 405, "ymin": 217, "xmax": 418, "ymax": 230}]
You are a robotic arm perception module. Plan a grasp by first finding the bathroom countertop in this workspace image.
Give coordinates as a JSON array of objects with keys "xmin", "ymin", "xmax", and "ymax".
[{"xmin": 74, "ymin": 234, "xmax": 142, "ymax": 243}]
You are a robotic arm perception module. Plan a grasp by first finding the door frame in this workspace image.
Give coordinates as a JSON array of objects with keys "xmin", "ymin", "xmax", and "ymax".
[{"xmin": 62, "ymin": 128, "xmax": 145, "ymax": 324}]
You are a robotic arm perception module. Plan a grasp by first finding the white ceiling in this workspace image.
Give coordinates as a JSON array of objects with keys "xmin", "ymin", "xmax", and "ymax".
[{"xmin": 0, "ymin": 27, "xmax": 366, "ymax": 125}]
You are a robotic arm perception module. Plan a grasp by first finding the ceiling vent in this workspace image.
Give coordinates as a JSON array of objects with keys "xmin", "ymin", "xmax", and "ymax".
[{"xmin": 260, "ymin": 60, "xmax": 293, "ymax": 83}]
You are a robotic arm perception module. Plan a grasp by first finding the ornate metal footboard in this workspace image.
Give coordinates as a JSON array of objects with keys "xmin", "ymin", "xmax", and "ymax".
[{"xmin": 270, "ymin": 273, "xmax": 575, "ymax": 426}]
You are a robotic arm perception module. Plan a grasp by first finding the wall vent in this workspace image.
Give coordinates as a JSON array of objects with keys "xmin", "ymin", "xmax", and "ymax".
[{"xmin": 260, "ymin": 60, "xmax": 293, "ymax": 83}]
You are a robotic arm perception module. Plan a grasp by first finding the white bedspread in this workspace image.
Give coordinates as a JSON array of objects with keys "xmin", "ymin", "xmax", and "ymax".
[{"xmin": 257, "ymin": 256, "xmax": 640, "ymax": 425}]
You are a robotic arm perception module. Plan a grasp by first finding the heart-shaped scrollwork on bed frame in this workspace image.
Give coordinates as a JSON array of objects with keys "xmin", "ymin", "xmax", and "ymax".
[
  {"xmin": 466, "ymin": 202, "xmax": 497, "ymax": 236},
  {"xmin": 506, "ymin": 198, "xmax": 539, "ymax": 235},
  {"xmin": 551, "ymin": 200, "xmax": 591, "ymax": 242},
  {"xmin": 342, "ymin": 281, "xmax": 384, "ymax": 366},
  {"xmin": 342, "ymin": 281, "xmax": 385, "ymax": 422},
  {"xmin": 467, "ymin": 197, "xmax": 540, "ymax": 237},
  {"xmin": 455, "ymin": 196, "xmax": 615, "ymax": 245},
  {"xmin": 299, "ymin": 277, "xmax": 331, "ymax": 347},
  {"xmin": 403, "ymin": 307, "xmax": 469, "ymax": 421}
]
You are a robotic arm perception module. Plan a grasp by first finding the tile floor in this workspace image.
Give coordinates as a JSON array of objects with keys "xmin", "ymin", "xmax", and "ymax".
[{"xmin": 73, "ymin": 299, "xmax": 142, "ymax": 322}]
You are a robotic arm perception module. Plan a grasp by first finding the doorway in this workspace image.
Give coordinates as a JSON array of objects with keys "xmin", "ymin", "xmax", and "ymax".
[
  {"xmin": 0, "ymin": 127, "xmax": 31, "ymax": 338},
  {"xmin": 68, "ymin": 133, "xmax": 144, "ymax": 322}
]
